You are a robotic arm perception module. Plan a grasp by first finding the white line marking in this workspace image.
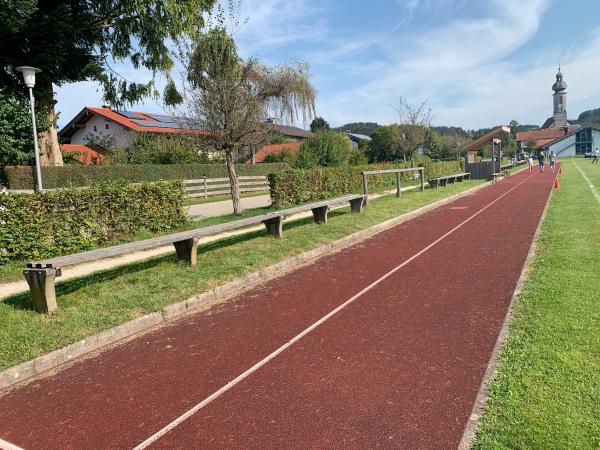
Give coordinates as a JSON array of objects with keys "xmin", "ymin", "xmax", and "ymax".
[
  {"xmin": 133, "ymin": 173, "xmax": 536, "ymax": 449},
  {"xmin": 573, "ymin": 162, "xmax": 600, "ymax": 204},
  {"xmin": 0, "ymin": 438, "xmax": 26, "ymax": 450}
]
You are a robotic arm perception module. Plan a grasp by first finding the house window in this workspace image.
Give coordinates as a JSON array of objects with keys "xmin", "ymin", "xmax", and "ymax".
[
  {"xmin": 93, "ymin": 125, "xmax": 97, "ymax": 132},
  {"xmin": 105, "ymin": 123, "xmax": 109, "ymax": 130}
]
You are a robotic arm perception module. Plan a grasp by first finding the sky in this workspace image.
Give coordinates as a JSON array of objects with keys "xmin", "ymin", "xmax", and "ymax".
[{"xmin": 55, "ymin": 0, "xmax": 600, "ymax": 130}]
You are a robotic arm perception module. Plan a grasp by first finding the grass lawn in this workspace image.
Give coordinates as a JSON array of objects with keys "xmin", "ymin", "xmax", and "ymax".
[
  {"xmin": 0, "ymin": 180, "xmax": 483, "ymax": 371},
  {"xmin": 473, "ymin": 160, "xmax": 600, "ymax": 448}
]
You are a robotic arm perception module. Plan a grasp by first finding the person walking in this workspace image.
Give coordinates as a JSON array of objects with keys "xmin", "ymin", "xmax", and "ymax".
[
  {"xmin": 538, "ymin": 150, "xmax": 546, "ymax": 173},
  {"xmin": 549, "ymin": 151, "xmax": 557, "ymax": 172},
  {"xmin": 593, "ymin": 147, "xmax": 600, "ymax": 164},
  {"xmin": 528, "ymin": 153, "xmax": 534, "ymax": 172}
]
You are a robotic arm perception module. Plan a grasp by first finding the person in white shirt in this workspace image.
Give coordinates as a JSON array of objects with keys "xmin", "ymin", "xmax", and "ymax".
[
  {"xmin": 549, "ymin": 151, "xmax": 557, "ymax": 172},
  {"xmin": 593, "ymin": 148, "xmax": 600, "ymax": 164},
  {"xmin": 527, "ymin": 154, "xmax": 534, "ymax": 172}
]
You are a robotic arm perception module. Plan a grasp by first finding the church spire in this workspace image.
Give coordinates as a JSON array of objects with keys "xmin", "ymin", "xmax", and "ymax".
[{"xmin": 552, "ymin": 66, "xmax": 567, "ymax": 128}]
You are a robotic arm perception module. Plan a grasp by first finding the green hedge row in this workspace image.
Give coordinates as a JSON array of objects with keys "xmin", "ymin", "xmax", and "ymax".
[
  {"xmin": 2, "ymin": 163, "xmax": 289, "ymax": 189},
  {"xmin": 0, "ymin": 181, "xmax": 186, "ymax": 264},
  {"xmin": 268, "ymin": 160, "xmax": 463, "ymax": 207}
]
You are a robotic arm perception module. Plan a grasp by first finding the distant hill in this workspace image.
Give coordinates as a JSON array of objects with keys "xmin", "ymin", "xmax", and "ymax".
[
  {"xmin": 574, "ymin": 107, "xmax": 600, "ymax": 128},
  {"xmin": 334, "ymin": 122, "xmax": 380, "ymax": 136}
]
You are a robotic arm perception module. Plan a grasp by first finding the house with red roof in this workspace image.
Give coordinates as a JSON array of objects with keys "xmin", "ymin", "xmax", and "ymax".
[
  {"xmin": 58, "ymin": 106, "xmax": 208, "ymax": 163},
  {"xmin": 252, "ymin": 142, "xmax": 302, "ymax": 163},
  {"xmin": 58, "ymin": 107, "xmax": 311, "ymax": 164}
]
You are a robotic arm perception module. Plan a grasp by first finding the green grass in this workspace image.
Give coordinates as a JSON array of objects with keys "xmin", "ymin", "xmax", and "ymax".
[
  {"xmin": 473, "ymin": 160, "xmax": 600, "ymax": 448},
  {"xmin": 0, "ymin": 181, "xmax": 483, "ymax": 371},
  {"xmin": 0, "ymin": 205, "xmax": 284, "ymax": 284}
]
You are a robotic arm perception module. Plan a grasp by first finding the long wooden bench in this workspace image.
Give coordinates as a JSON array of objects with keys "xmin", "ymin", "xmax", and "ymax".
[
  {"xmin": 23, "ymin": 194, "xmax": 366, "ymax": 314},
  {"xmin": 428, "ymin": 172, "xmax": 470, "ymax": 188}
]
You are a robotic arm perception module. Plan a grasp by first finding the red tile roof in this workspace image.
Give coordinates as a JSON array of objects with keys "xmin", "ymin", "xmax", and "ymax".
[
  {"xmin": 516, "ymin": 129, "xmax": 565, "ymax": 142},
  {"xmin": 61, "ymin": 144, "xmax": 106, "ymax": 165},
  {"xmin": 87, "ymin": 107, "xmax": 208, "ymax": 135},
  {"xmin": 59, "ymin": 107, "xmax": 209, "ymax": 139},
  {"xmin": 254, "ymin": 142, "xmax": 301, "ymax": 163}
]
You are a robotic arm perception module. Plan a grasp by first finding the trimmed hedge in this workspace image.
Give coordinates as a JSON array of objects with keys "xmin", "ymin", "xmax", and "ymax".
[
  {"xmin": 0, "ymin": 181, "xmax": 186, "ymax": 264},
  {"xmin": 268, "ymin": 160, "xmax": 462, "ymax": 207},
  {"xmin": 2, "ymin": 163, "xmax": 289, "ymax": 190}
]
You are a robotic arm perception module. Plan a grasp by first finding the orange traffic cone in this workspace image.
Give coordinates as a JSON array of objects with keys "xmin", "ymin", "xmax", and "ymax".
[{"xmin": 554, "ymin": 178, "xmax": 560, "ymax": 189}]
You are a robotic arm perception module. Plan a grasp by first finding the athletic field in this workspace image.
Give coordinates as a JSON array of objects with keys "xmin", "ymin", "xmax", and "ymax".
[{"xmin": 0, "ymin": 168, "xmax": 557, "ymax": 449}]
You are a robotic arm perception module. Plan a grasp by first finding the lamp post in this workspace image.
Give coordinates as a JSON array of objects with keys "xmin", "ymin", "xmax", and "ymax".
[{"xmin": 15, "ymin": 66, "xmax": 43, "ymax": 192}]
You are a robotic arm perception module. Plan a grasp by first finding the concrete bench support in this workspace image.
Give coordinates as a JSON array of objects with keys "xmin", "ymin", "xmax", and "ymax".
[
  {"xmin": 311, "ymin": 205, "xmax": 330, "ymax": 224},
  {"xmin": 349, "ymin": 197, "xmax": 364, "ymax": 213},
  {"xmin": 23, "ymin": 267, "xmax": 59, "ymax": 314},
  {"xmin": 263, "ymin": 216, "xmax": 284, "ymax": 238},
  {"xmin": 173, "ymin": 238, "xmax": 199, "ymax": 265}
]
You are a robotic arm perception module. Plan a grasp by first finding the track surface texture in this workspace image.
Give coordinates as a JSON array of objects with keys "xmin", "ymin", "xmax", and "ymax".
[{"xmin": 0, "ymin": 169, "xmax": 556, "ymax": 450}]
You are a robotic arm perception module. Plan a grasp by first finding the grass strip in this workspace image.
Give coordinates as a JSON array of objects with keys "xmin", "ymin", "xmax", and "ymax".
[
  {"xmin": 473, "ymin": 160, "xmax": 600, "ymax": 448},
  {"xmin": 0, "ymin": 181, "xmax": 482, "ymax": 370}
]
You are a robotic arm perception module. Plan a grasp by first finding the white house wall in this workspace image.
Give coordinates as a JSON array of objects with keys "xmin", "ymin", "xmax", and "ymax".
[
  {"xmin": 69, "ymin": 114, "xmax": 133, "ymax": 148},
  {"xmin": 593, "ymin": 129, "xmax": 600, "ymax": 151},
  {"xmin": 549, "ymin": 134, "xmax": 576, "ymax": 157}
]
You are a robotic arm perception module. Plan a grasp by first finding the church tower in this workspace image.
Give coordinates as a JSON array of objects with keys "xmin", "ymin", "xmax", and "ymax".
[{"xmin": 552, "ymin": 67, "xmax": 568, "ymax": 129}]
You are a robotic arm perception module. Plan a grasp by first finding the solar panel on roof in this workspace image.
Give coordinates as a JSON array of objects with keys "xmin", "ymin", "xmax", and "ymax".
[
  {"xmin": 132, "ymin": 119, "xmax": 181, "ymax": 129},
  {"xmin": 145, "ymin": 113, "xmax": 176, "ymax": 123},
  {"xmin": 116, "ymin": 110, "xmax": 144, "ymax": 119}
]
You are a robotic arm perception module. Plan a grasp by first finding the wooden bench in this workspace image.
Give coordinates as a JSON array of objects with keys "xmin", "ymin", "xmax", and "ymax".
[
  {"xmin": 491, "ymin": 172, "xmax": 502, "ymax": 182},
  {"xmin": 428, "ymin": 172, "xmax": 471, "ymax": 188},
  {"xmin": 23, "ymin": 194, "xmax": 366, "ymax": 314}
]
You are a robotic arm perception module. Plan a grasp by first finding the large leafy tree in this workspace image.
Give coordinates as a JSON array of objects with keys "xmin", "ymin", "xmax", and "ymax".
[
  {"xmin": 184, "ymin": 27, "xmax": 315, "ymax": 214},
  {"xmin": 0, "ymin": 0, "xmax": 216, "ymax": 166},
  {"xmin": 0, "ymin": 88, "xmax": 50, "ymax": 166},
  {"xmin": 295, "ymin": 130, "xmax": 353, "ymax": 168},
  {"xmin": 309, "ymin": 116, "xmax": 330, "ymax": 133}
]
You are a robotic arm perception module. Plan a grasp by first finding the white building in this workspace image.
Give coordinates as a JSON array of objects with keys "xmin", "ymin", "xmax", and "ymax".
[{"xmin": 545, "ymin": 127, "xmax": 600, "ymax": 157}]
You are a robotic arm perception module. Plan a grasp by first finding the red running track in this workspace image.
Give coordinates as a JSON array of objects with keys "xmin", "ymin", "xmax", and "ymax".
[{"xmin": 0, "ymin": 169, "xmax": 555, "ymax": 450}]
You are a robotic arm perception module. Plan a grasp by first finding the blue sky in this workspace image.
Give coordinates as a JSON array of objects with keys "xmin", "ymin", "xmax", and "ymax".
[{"xmin": 56, "ymin": 0, "xmax": 600, "ymax": 130}]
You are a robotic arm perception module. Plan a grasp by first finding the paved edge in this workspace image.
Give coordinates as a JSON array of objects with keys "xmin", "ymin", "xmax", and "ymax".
[
  {"xmin": 0, "ymin": 181, "xmax": 492, "ymax": 393},
  {"xmin": 457, "ymin": 172, "xmax": 556, "ymax": 449}
]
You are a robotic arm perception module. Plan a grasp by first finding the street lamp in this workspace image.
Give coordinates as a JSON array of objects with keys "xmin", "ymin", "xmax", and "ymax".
[{"xmin": 15, "ymin": 66, "xmax": 43, "ymax": 192}]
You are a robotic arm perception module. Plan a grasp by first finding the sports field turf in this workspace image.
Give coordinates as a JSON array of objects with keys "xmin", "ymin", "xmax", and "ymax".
[{"xmin": 474, "ymin": 160, "xmax": 600, "ymax": 448}]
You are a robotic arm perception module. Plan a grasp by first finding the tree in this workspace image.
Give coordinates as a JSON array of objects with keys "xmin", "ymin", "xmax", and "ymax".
[
  {"xmin": 0, "ymin": 0, "xmax": 217, "ymax": 166},
  {"xmin": 184, "ymin": 28, "xmax": 315, "ymax": 214},
  {"xmin": 368, "ymin": 124, "xmax": 402, "ymax": 162},
  {"xmin": 309, "ymin": 116, "xmax": 330, "ymax": 133},
  {"xmin": 423, "ymin": 129, "xmax": 443, "ymax": 159},
  {"xmin": 295, "ymin": 131, "xmax": 353, "ymax": 168},
  {"xmin": 392, "ymin": 97, "xmax": 433, "ymax": 165},
  {"xmin": 0, "ymin": 88, "xmax": 50, "ymax": 166}
]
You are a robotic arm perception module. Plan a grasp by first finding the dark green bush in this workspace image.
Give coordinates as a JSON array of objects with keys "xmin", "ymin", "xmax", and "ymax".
[
  {"xmin": 2, "ymin": 163, "xmax": 289, "ymax": 190},
  {"xmin": 268, "ymin": 160, "xmax": 462, "ymax": 207},
  {"xmin": 0, "ymin": 181, "xmax": 185, "ymax": 263}
]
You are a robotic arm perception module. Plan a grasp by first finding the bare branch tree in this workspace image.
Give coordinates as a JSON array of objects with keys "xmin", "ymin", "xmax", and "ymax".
[
  {"xmin": 181, "ymin": 28, "xmax": 315, "ymax": 214},
  {"xmin": 391, "ymin": 97, "xmax": 433, "ymax": 165}
]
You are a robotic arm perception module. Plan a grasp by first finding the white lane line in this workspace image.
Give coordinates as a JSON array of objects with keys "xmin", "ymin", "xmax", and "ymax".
[
  {"xmin": 573, "ymin": 162, "xmax": 600, "ymax": 204},
  {"xmin": 132, "ymin": 173, "xmax": 536, "ymax": 450},
  {"xmin": 0, "ymin": 438, "xmax": 26, "ymax": 450}
]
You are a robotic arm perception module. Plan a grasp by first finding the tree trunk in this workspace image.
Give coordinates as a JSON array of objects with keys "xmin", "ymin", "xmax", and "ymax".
[
  {"xmin": 225, "ymin": 149, "xmax": 242, "ymax": 214},
  {"xmin": 37, "ymin": 79, "xmax": 63, "ymax": 166}
]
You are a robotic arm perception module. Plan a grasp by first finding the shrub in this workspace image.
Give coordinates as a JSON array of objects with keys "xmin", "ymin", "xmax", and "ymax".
[
  {"xmin": 108, "ymin": 132, "xmax": 211, "ymax": 164},
  {"xmin": 0, "ymin": 181, "xmax": 185, "ymax": 264},
  {"xmin": 295, "ymin": 131, "xmax": 354, "ymax": 168},
  {"xmin": 2, "ymin": 163, "xmax": 289, "ymax": 189},
  {"xmin": 268, "ymin": 159, "xmax": 462, "ymax": 207}
]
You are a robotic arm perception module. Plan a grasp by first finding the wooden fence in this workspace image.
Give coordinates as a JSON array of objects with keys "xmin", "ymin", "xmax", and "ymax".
[{"xmin": 183, "ymin": 176, "xmax": 269, "ymax": 199}]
